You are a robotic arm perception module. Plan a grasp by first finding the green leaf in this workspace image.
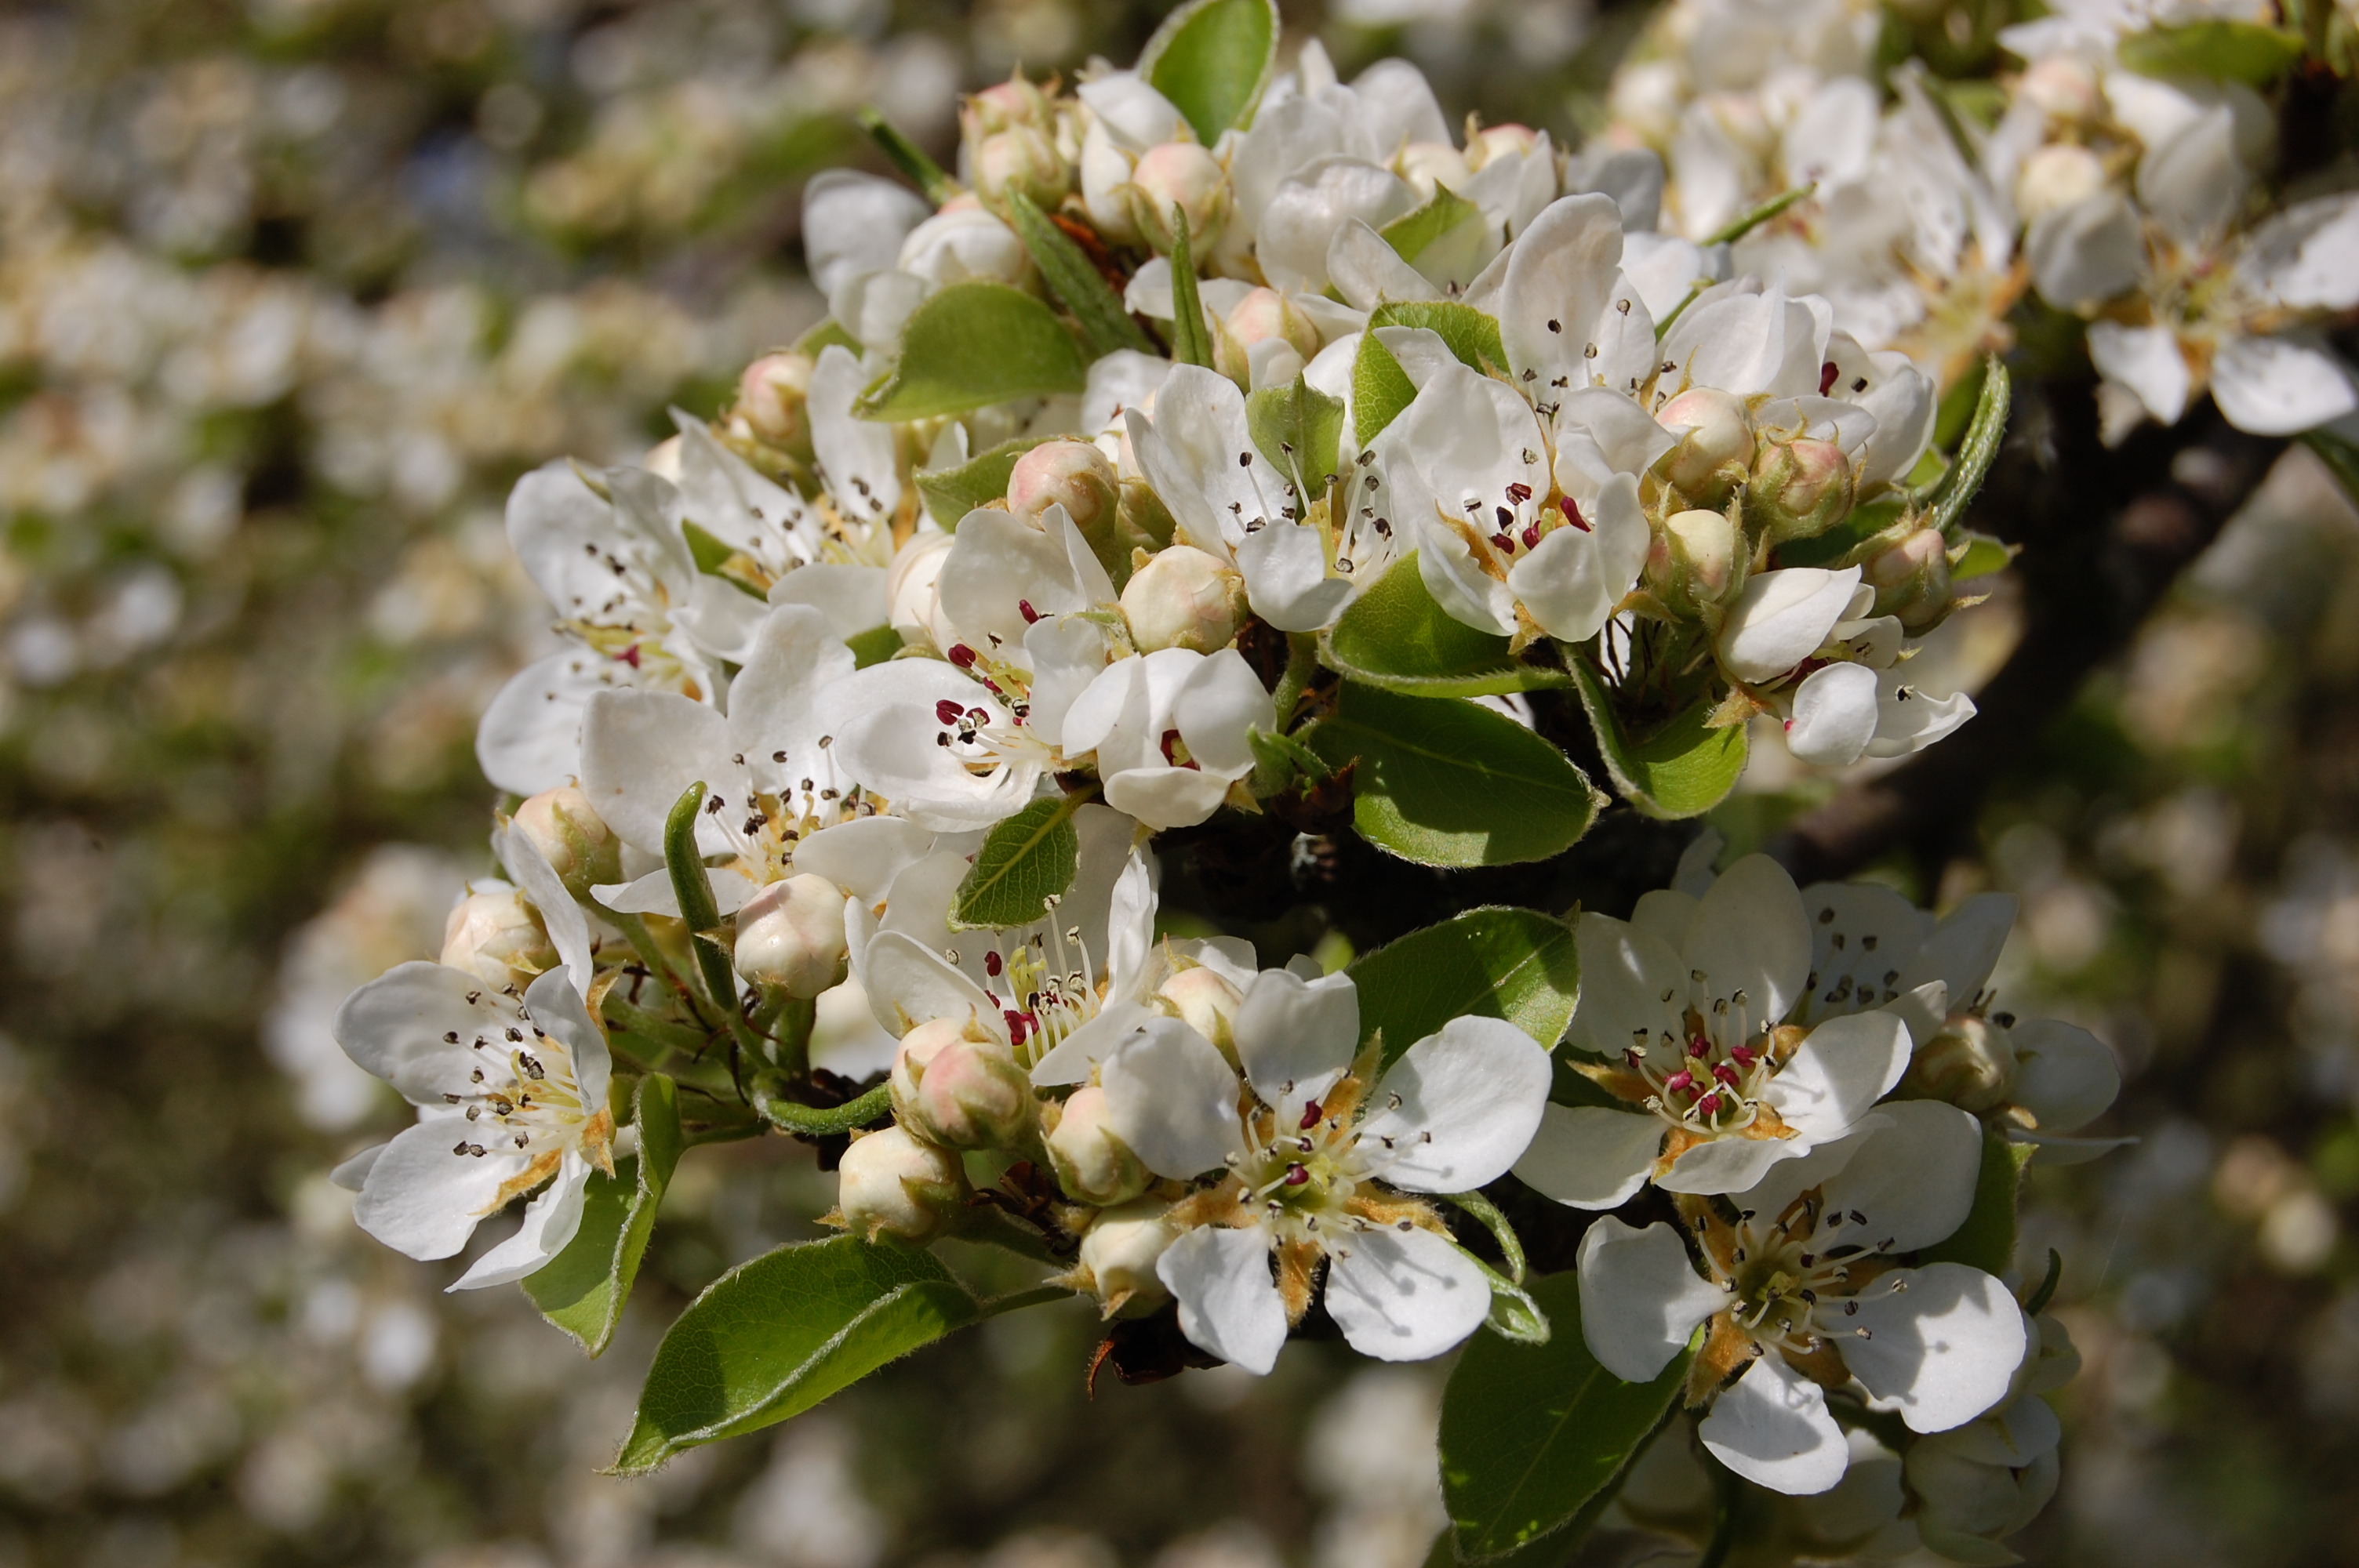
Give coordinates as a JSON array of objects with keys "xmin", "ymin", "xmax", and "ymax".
[
  {"xmin": 1917, "ymin": 1127, "xmax": 2034, "ymax": 1277},
  {"xmin": 1322, "ymin": 552, "xmax": 1580, "ymax": 699},
  {"xmin": 1352, "ymin": 330, "xmax": 1421, "ymax": 447},
  {"xmin": 2117, "ymin": 20, "xmax": 2304, "ymax": 85},
  {"xmin": 1950, "ymin": 530, "xmax": 2017, "ymax": 583},
  {"xmin": 1138, "ymin": 0, "xmax": 1280, "ymax": 145},
  {"xmin": 1305, "ymin": 683, "xmax": 1603, "ymax": 867},
  {"xmin": 1245, "ymin": 372, "xmax": 1345, "ymax": 491},
  {"xmin": 794, "ymin": 318, "xmax": 862, "ymax": 359},
  {"xmin": 1366, "ymin": 300, "xmax": 1507, "ymax": 375},
  {"xmin": 1769, "ymin": 495, "xmax": 1907, "ymax": 571},
  {"xmin": 1440, "ymin": 1272, "xmax": 1693, "ymax": 1564},
  {"xmin": 1702, "ymin": 182, "xmax": 1816, "ymax": 245},
  {"xmin": 2303, "ymin": 427, "xmax": 2359, "ymax": 512},
  {"xmin": 1568, "ymin": 659, "xmax": 1748, "ymax": 821},
  {"xmin": 1925, "ymin": 353, "xmax": 2010, "ymax": 539},
  {"xmin": 525, "ymin": 1074, "xmax": 685, "ymax": 1356},
  {"xmin": 612, "ymin": 1236, "xmax": 980, "ymax": 1474},
  {"xmin": 914, "ymin": 435, "xmax": 1042, "ymax": 528},
  {"xmin": 1347, "ymin": 906, "xmax": 1580, "ymax": 1065},
  {"xmin": 1005, "ymin": 192, "xmax": 1157, "ymax": 360},
  {"xmin": 846, "ymin": 625, "xmax": 903, "ymax": 668},
  {"xmin": 853, "ymin": 281, "xmax": 1088, "ymax": 422},
  {"xmin": 951, "ymin": 793, "xmax": 1084, "ymax": 930},
  {"xmin": 856, "ymin": 108, "xmax": 955, "ymax": 205},
  {"xmin": 1168, "ymin": 209, "xmax": 1214, "ymax": 370},
  {"xmin": 1381, "ymin": 185, "xmax": 1485, "ymax": 267}
]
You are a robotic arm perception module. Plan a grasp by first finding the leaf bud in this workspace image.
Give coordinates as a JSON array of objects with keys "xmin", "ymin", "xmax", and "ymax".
[
  {"xmin": 1045, "ymin": 1085, "xmax": 1150, "ymax": 1207},
  {"xmin": 1645, "ymin": 507, "xmax": 1741, "ymax": 619},
  {"xmin": 1125, "ymin": 143, "xmax": 1230, "ymax": 254},
  {"xmin": 1154, "ymin": 964, "xmax": 1245, "ymax": 1064},
  {"xmin": 511, "ymin": 786, "xmax": 623, "ymax": 902},
  {"xmin": 732, "ymin": 873, "xmax": 850, "ymax": 999},
  {"xmin": 729, "ymin": 352, "xmax": 816, "ymax": 463},
  {"xmin": 1077, "ymin": 1199, "xmax": 1180, "ymax": 1315},
  {"xmin": 1863, "ymin": 526, "xmax": 1954, "ymax": 633},
  {"xmin": 892, "ymin": 1016, "xmax": 1035, "ymax": 1150},
  {"xmin": 1119, "ymin": 544, "xmax": 1248, "ymax": 653},
  {"xmin": 1903, "ymin": 1014, "xmax": 2017, "ymax": 1112},
  {"xmin": 1748, "ymin": 437, "xmax": 1855, "ymax": 545},
  {"xmin": 440, "ymin": 887, "xmax": 557, "ymax": 993},
  {"xmin": 837, "ymin": 1124, "xmax": 969, "ymax": 1246},
  {"xmin": 1656, "ymin": 387, "xmax": 1756, "ymax": 506}
]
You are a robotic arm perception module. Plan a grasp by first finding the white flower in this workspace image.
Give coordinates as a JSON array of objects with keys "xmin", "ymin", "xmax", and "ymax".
[
  {"xmin": 896, "ymin": 200, "xmax": 1030, "ymax": 288},
  {"xmin": 1514, "ymin": 855, "xmax": 1913, "ymax": 1206},
  {"xmin": 1060, "ymin": 647, "xmax": 1269, "ymax": 830},
  {"xmin": 1576, "ymin": 1102, "xmax": 2028, "ymax": 1494},
  {"xmin": 333, "ymin": 964, "xmax": 614, "ymax": 1289},
  {"xmin": 1081, "ymin": 969, "xmax": 1550, "ymax": 1373}
]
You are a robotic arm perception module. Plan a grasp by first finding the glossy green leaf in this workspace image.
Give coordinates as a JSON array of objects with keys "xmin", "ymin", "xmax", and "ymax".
[
  {"xmin": 1246, "ymin": 372, "xmax": 1345, "ymax": 490},
  {"xmin": 914, "ymin": 436, "xmax": 1042, "ymax": 529},
  {"xmin": 1306, "ymin": 683, "xmax": 1603, "ymax": 867},
  {"xmin": 951, "ymin": 793, "xmax": 1083, "ymax": 930},
  {"xmin": 1322, "ymin": 553, "xmax": 1579, "ymax": 698},
  {"xmin": 1352, "ymin": 329, "xmax": 1420, "ymax": 446},
  {"xmin": 525, "ymin": 1074, "xmax": 685, "ymax": 1356},
  {"xmin": 1569, "ymin": 659, "xmax": 1748, "ymax": 821},
  {"xmin": 612, "ymin": 1236, "xmax": 980, "ymax": 1474},
  {"xmin": 2117, "ymin": 20, "xmax": 2304, "ymax": 85},
  {"xmin": 1440, "ymin": 1272, "xmax": 1693, "ymax": 1563},
  {"xmin": 1925, "ymin": 353, "xmax": 2010, "ymax": 539},
  {"xmin": 1918, "ymin": 1127, "xmax": 2034, "ymax": 1277},
  {"xmin": 1950, "ymin": 530, "xmax": 2017, "ymax": 583},
  {"xmin": 1366, "ymin": 300, "xmax": 1507, "ymax": 375},
  {"xmin": 1381, "ymin": 186, "xmax": 1484, "ymax": 267},
  {"xmin": 1347, "ymin": 906, "xmax": 1580, "ymax": 1065},
  {"xmin": 854, "ymin": 281, "xmax": 1088, "ymax": 422},
  {"xmin": 1139, "ymin": 0, "xmax": 1280, "ymax": 145},
  {"xmin": 1168, "ymin": 209, "xmax": 1214, "ymax": 369},
  {"xmin": 846, "ymin": 625, "xmax": 903, "ymax": 668},
  {"xmin": 1004, "ymin": 192, "xmax": 1157, "ymax": 359}
]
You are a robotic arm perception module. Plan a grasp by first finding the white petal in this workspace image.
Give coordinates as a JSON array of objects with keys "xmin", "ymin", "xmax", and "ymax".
[
  {"xmin": 811, "ymin": 344, "xmax": 902, "ymax": 517},
  {"xmin": 1234, "ymin": 968, "xmax": 1360, "ymax": 1123},
  {"xmin": 1076, "ymin": 71, "xmax": 1183, "ymax": 148},
  {"xmin": 1815, "ymin": 1100, "xmax": 1985, "ymax": 1253},
  {"xmin": 1569, "ymin": 911, "xmax": 1686, "ymax": 1055},
  {"xmin": 450, "ymin": 1153, "xmax": 591, "ymax": 1290},
  {"xmin": 1557, "ymin": 387, "xmax": 1677, "ymax": 476},
  {"xmin": 499, "ymin": 823, "xmax": 592, "ymax": 996},
  {"xmin": 1103, "ymin": 764, "xmax": 1236, "ymax": 831},
  {"xmin": 859, "ymin": 930, "xmax": 1001, "ymax": 1037},
  {"xmin": 2008, "ymin": 1018, "xmax": 2119, "ymax": 1133},
  {"xmin": 1360, "ymin": 1017, "xmax": 1551, "ymax": 1192},
  {"xmin": 791, "ymin": 815, "xmax": 937, "ymax": 905},
  {"xmin": 1508, "ymin": 473, "xmax": 1648, "ymax": 641},
  {"xmin": 1686, "ymin": 854, "xmax": 1812, "ymax": 1024},
  {"xmin": 2136, "ymin": 106, "xmax": 2247, "ymax": 243},
  {"xmin": 329, "ymin": 1145, "xmax": 383, "ymax": 1191},
  {"xmin": 2209, "ymin": 333, "xmax": 2358, "ymax": 436},
  {"xmin": 1897, "ymin": 892, "xmax": 2016, "ymax": 1009},
  {"xmin": 1326, "ymin": 1227, "xmax": 1492, "ymax": 1361},
  {"xmin": 2087, "ymin": 322, "xmax": 2190, "ymax": 426},
  {"xmin": 1237, "ymin": 521, "xmax": 1350, "ymax": 631},
  {"xmin": 1103, "ymin": 1016, "xmax": 1246, "ymax": 1178},
  {"xmin": 1499, "ymin": 193, "xmax": 1625, "ymax": 392},
  {"xmin": 577, "ymin": 689, "xmax": 729, "ymax": 856},
  {"xmin": 336, "ymin": 960, "xmax": 522, "ymax": 1103},
  {"xmin": 802, "ymin": 170, "xmax": 930, "ymax": 297},
  {"xmin": 1512, "ymin": 1105, "xmax": 1664, "ymax": 1210},
  {"xmin": 2243, "ymin": 192, "xmax": 2359, "ymax": 310},
  {"xmin": 2025, "ymin": 191, "xmax": 2144, "ymax": 311},
  {"xmin": 475, "ymin": 652, "xmax": 612, "ymax": 798},
  {"xmin": 1328, "ymin": 217, "xmax": 1442, "ymax": 310},
  {"xmin": 1785, "ymin": 662, "xmax": 1881, "ymax": 768},
  {"xmin": 1699, "ymin": 1355, "xmax": 1851, "ymax": 1495},
  {"xmin": 354, "ymin": 1117, "xmax": 533, "ymax": 1261},
  {"xmin": 1719, "ymin": 568, "xmax": 1863, "ymax": 684},
  {"xmin": 1841, "ymin": 1264, "xmax": 2027, "ymax": 1433},
  {"xmin": 1762, "ymin": 1011, "xmax": 1910, "ymax": 1142},
  {"xmin": 1259, "ymin": 158, "xmax": 1416, "ymax": 294},
  {"xmin": 1659, "ymin": 1134, "xmax": 1812, "ymax": 1196},
  {"xmin": 1348, "ymin": 58, "xmax": 1451, "ymax": 151},
  {"xmin": 1158, "ymin": 1225, "xmax": 1289, "ymax": 1374},
  {"xmin": 592, "ymin": 866, "xmax": 754, "ymax": 919},
  {"xmin": 1174, "ymin": 649, "xmax": 1272, "ymax": 776},
  {"xmin": 1575, "ymin": 1217, "xmax": 1723, "ymax": 1382},
  {"xmin": 1659, "ymin": 283, "xmax": 1826, "ymax": 399},
  {"xmin": 1630, "ymin": 888, "xmax": 1700, "ymax": 954},
  {"xmin": 1413, "ymin": 514, "xmax": 1518, "ymax": 636}
]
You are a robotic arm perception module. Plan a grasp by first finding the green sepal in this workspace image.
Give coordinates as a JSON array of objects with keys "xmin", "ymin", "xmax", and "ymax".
[
  {"xmin": 1168, "ymin": 207, "xmax": 1214, "ymax": 369},
  {"xmin": 914, "ymin": 435, "xmax": 1044, "ymax": 528},
  {"xmin": 1352, "ymin": 329, "xmax": 1421, "ymax": 447}
]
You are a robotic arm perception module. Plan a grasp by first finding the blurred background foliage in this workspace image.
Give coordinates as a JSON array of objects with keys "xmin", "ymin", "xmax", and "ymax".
[{"xmin": 0, "ymin": 0, "xmax": 2354, "ymax": 1565}]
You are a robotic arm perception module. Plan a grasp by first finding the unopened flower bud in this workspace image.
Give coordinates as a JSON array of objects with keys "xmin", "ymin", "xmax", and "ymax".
[
  {"xmin": 1397, "ymin": 140, "xmax": 1471, "ymax": 201},
  {"xmin": 1864, "ymin": 526, "xmax": 1954, "ymax": 633},
  {"xmin": 441, "ymin": 888, "xmax": 557, "ymax": 993},
  {"xmin": 888, "ymin": 530, "xmax": 956, "ymax": 648},
  {"xmin": 1656, "ymin": 388, "xmax": 1756, "ymax": 505},
  {"xmin": 1045, "ymin": 1086, "xmax": 1149, "ymax": 1207},
  {"xmin": 837, "ymin": 1124, "xmax": 968, "ymax": 1246},
  {"xmin": 511, "ymin": 786, "xmax": 622, "ymax": 902},
  {"xmin": 1645, "ymin": 508, "xmax": 1740, "ymax": 618},
  {"xmin": 1748, "ymin": 437, "xmax": 1854, "ymax": 545},
  {"xmin": 972, "ymin": 125, "xmax": 1071, "ymax": 210},
  {"xmin": 1466, "ymin": 122, "xmax": 1540, "ymax": 170},
  {"xmin": 892, "ymin": 1016, "xmax": 1034, "ymax": 1149},
  {"xmin": 733, "ymin": 873, "xmax": 849, "ymax": 999},
  {"xmin": 963, "ymin": 75, "xmax": 1056, "ymax": 139},
  {"xmin": 2017, "ymin": 56, "xmax": 2101, "ymax": 124},
  {"xmin": 1155, "ymin": 964, "xmax": 1245, "ymax": 1062},
  {"xmin": 1125, "ymin": 143, "xmax": 1230, "ymax": 253},
  {"xmin": 1120, "ymin": 545, "xmax": 1247, "ymax": 652},
  {"xmin": 1905, "ymin": 1014, "xmax": 2017, "ymax": 1112},
  {"xmin": 732, "ymin": 352, "xmax": 816, "ymax": 461},
  {"xmin": 1214, "ymin": 288, "xmax": 1321, "ymax": 387},
  {"xmin": 1078, "ymin": 1199, "xmax": 1179, "ymax": 1314},
  {"xmin": 1009, "ymin": 439, "xmax": 1120, "ymax": 542},
  {"xmin": 2014, "ymin": 143, "xmax": 2106, "ymax": 225}
]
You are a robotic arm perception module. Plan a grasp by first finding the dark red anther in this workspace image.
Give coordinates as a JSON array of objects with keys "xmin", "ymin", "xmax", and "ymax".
[
  {"xmin": 1299, "ymin": 1100, "xmax": 1323, "ymax": 1130},
  {"xmin": 1561, "ymin": 495, "xmax": 1590, "ymax": 532},
  {"xmin": 616, "ymin": 644, "xmax": 642, "ymax": 668},
  {"xmin": 1688, "ymin": 1036, "xmax": 1710, "ymax": 1058},
  {"xmin": 1495, "ymin": 504, "xmax": 1514, "ymax": 530},
  {"xmin": 1004, "ymin": 1009, "xmax": 1029, "ymax": 1043},
  {"xmin": 1491, "ymin": 532, "xmax": 1515, "ymax": 552},
  {"xmin": 1160, "ymin": 728, "xmax": 1200, "ymax": 770},
  {"xmin": 936, "ymin": 699, "xmax": 965, "ymax": 725},
  {"xmin": 1505, "ymin": 481, "xmax": 1533, "ymax": 505},
  {"xmin": 985, "ymin": 951, "xmax": 1003, "ymax": 977},
  {"xmin": 1664, "ymin": 1070, "xmax": 1694, "ymax": 1094},
  {"xmin": 1730, "ymin": 1044, "xmax": 1757, "ymax": 1068},
  {"xmin": 1713, "ymin": 1063, "xmax": 1740, "ymax": 1087},
  {"xmin": 1696, "ymin": 1092, "xmax": 1723, "ymax": 1116},
  {"xmin": 1521, "ymin": 524, "xmax": 1541, "ymax": 550},
  {"xmin": 1819, "ymin": 361, "xmax": 1839, "ymax": 395},
  {"xmin": 1283, "ymin": 1163, "xmax": 1310, "ymax": 1186},
  {"xmin": 947, "ymin": 644, "xmax": 978, "ymax": 669},
  {"xmin": 1019, "ymin": 599, "xmax": 1041, "ymax": 623}
]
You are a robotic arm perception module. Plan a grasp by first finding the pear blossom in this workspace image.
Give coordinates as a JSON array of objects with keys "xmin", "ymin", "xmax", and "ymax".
[
  {"xmin": 333, "ymin": 964, "xmax": 614, "ymax": 1290},
  {"xmin": 1514, "ymin": 854, "xmax": 1914, "ymax": 1207},
  {"xmin": 1576, "ymin": 1102, "xmax": 2028, "ymax": 1494}
]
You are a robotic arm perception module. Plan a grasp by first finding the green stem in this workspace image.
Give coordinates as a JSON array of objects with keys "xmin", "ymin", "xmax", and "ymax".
[
  {"xmin": 664, "ymin": 782, "xmax": 765, "ymax": 1061},
  {"xmin": 857, "ymin": 107, "xmax": 957, "ymax": 205},
  {"xmin": 606, "ymin": 909, "xmax": 713, "ymax": 1029},
  {"xmin": 1703, "ymin": 181, "xmax": 1816, "ymax": 245},
  {"xmin": 751, "ymin": 1081, "xmax": 892, "ymax": 1138},
  {"xmin": 603, "ymin": 999, "xmax": 713, "ymax": 1057},
  {"xmin": 1272, "ymin": 631, "xmax": 1320, "ymax": 729},
  {"xmin": 1696, "ymin": 1453, "xmax": 1744, "ymax": 1568},
  {"xmin": 681, "ymin": 1116, "xmax": 770, "ymax": 1149},
  {"xmin": 949, "ymin": 1203, "xmax": 1069, "ymax": 1266},
  {"xmin": 1443, "ymin": 1189, "xmax": 1527, "ymax": 1284},
  {"xmin": 976, "ymin": 1283, "xmax": 1073, "ymax": 1319}
]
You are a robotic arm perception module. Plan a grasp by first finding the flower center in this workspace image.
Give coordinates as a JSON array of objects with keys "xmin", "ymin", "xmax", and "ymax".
[
  {"xmin": 440, "ymin": 1014, "xmax": 592, "ymax": 1159},
  {"xmin": 1624, "ymin": 981, "xmax": 1772, "ymax": 1134}
]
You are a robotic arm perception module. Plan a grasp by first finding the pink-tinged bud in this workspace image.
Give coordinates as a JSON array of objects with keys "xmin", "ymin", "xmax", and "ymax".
[
  {"xmin": 511, "ymin": 786, "xmax": 621, "ymax": 902},
  {"xmin": 1125, "ymin": 143, "xmax": 1230, "ymax": 253},
  {"xmin": 732, "ymin": 352, "xmax": 816, "ymax": 461},
  {"xmin": 1904, "ymin": 1015, "xmax": 2017, "ymax": 1112},
  {"xmin": 1045, "ymin": 1086, "xmax": 1149, "ymax": 1207},
  {"xmin": 972, "ymin": 125, "xmax": 1072, "ymax": 211},
  {"xmin": 837, "ymin": 1124, "xmax": 968, "ymax": 1246},
  {"xmin": 2013, "ymin": 143, "xmax": 2106, "ymax": 225},
  {"xmin": 1656, "ymin": 388, "xmax": 1756, "ymax": 505},
  {"xmin": 1078, "ymin": 1199, "xmax": 1180, "ymax": 1314},
  {"xmin": 1154, "ymin": 964, "xmax": 1246, "ymax": 1062},
  {"xmin": 1864, "ymin": 526, "xmax": 1954, "ymax": 633},
  {"xmin": 1009, "ymin": 439, "xmax": 1120, "ymax": 539},
  {"xmin": 1749, "ymin": 437, "xmax": 1855, "ymax": 545},
  {"xmin": 1467, "ymin": 122, "xmax": 1540, "ymax": 170},
  {"xmin": 1214, "ymin": 288, "xmax": 1321, "ymax": 386},
  {"xmin": 732, "ymin": 873, "xmax": 849, "ymax": 999},
  {"xmin": 1645, "ymin": 508, "xmax": 1740, "ymax": 618},
  {"xmin": 1396, "ymin": 140, "xmax": 1470, "ymax": 201},
  {"xmin": 962, "ymin": 75, "xmax": 1056, "ymax": 139},
  {"xmin": 2016, "ymin": 56, "xmax": 2101, "ymax": 124},
  {"xmin": 441, "ymin": 889, "xmax": 557, "ymax": 993},
  {"xmin": 892, "ymin": 1017, "xmax": 1034, "ymax": 1149},
  {"xmin": 1119, "ymin": 544, "xmax": 1248, "ymax": 653}
]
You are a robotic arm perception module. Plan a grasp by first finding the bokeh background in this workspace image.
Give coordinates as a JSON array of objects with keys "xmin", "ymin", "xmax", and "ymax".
[{"xmin": 2, "ymin": 1, "xmax": 2356, "ymax": 1564}]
